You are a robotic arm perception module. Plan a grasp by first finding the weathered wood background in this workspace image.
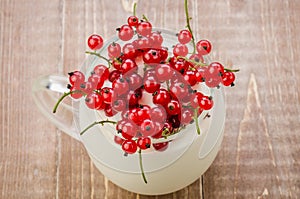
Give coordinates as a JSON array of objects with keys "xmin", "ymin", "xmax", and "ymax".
[{"xmin": 1, "ymin": 0, "xmax": 300, "ymax": 198}]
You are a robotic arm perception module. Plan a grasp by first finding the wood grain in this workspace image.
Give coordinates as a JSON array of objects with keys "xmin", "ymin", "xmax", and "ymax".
[{"xmin": 1, "ymin": 0, "xmax": 299, "ymax": 198}]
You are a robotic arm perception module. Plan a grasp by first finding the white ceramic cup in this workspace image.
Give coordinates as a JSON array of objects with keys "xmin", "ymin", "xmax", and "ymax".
[{"xmin": 32, "ymin": 29, "xmax": 225, "ymax": 195}]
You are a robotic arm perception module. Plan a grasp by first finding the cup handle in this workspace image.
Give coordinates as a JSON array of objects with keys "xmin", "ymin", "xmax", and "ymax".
[{"xmin": 32, "ymin": 75, "xmax": 81, "ymax": 141}]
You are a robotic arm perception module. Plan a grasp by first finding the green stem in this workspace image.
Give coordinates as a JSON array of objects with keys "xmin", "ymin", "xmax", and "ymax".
[
  {"xmin": 133, "ymin": 2, "xmax": 137, "ymax": 16},
  {"xmin": 53, "ymin": 90, "xmax": 83, "ymax": 113},
  {"xmin": 142, "ymin": 14, "xmax": 149, "ymax": 22},
  {"xmin": 85, "ymin": 51, "xmax": 111, "ymax": 67},
  {"xmin": 194, "ymin": 108, "xmax": 201, "ymax": 135},
  {"xmin": 80, "ymin": 120, "xmax": 117, "ymax": 136},
  {"xmin": 138, "ymin": 149, "xmax": 148, "ymax": 184},
  {"xmin": 224, "ymin": 68, "xmax": 240, "ymax": 72},
  {"xmin": 184, "ymin": 0, "xmax": 196, "ymax": 54}
]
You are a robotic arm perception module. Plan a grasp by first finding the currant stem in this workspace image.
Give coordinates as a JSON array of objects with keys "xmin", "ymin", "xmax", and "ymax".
[
  {"xmin": 142, "ymin": 14, "xmax": 149, "ymax": 22},
  {"xmin": 53, "ymin": 90, "xmax": 83, "ymax": 113},
  {"xmin": 138, "ymin": 149, "xmax": 148, "ymax": 184},
  {"xmin": 80, "ymin": 120, "xmax": 117, "ymax": 136},
  {"xmin": 194, "ymin": 108, "xmax": 201, "ymax": 135},
  {"xmin": 85, "ymin": 51, "xmax": 112, "ymax": 67},
  {"xmin": 184, "ymin": 0, "xmax": 196, "ymax": 54},
  {"xmin": 133, "ymin": 2, "xmax": 137, "ymax": 16},
  {"xmin": 224, "ymin": 68, "xmax": 240, "ymax": 72}
]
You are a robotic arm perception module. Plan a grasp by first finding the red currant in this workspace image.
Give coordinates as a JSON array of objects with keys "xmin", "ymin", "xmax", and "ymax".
[
  {"xmin": 143, "ymin": 76, "xmax": 160, "ymax": 93},
  {"xmin": 137, "ymin": 137, "xmax": 151, "ymax": 150},
  {"xmin": 196, "ymin": 39, "xmax": 212, "ymax": 55},
  {"xmin": 112, "ymin": 77, "xmax": 129, "ymax": 95},
  {"xmin": 118, "ymin": 25, "xmax": 134, "ymax": 41},
  {"xmin": 121, "ymin": 59, "xmax": 137, "ymax": 74},
  {"xmin": 166, "ymin": 99, "xmax": 181, "ymax": 115},
  {"xmin": 87, "ymin": 34, "xmax": 103, "ymax": 50},
  {"xmin": 93, "ymin": 65, "xmax": 109, "ymax": 81},
  {"xmin": 199, "ymin": 96, "xmax": 213, "ymax": 110},
  {"xmin": 152, "ymin": 88, "xmax": 171, "ymax": 106},
  {"xmin": 108, "ymin": 42, "xmax": 121, "ymax": 58},
  {"xmin": 177, "ymin": 30, "xmax": 192, "ymax": 44},
  {"xmin": 68, "ymin": 71, "xmax": 85, "ymax": 87},
  {"xmin": 152, "ymin": 142, "xmax": 169, "ymax": 151},
  {"xmin": 155, "ymin": 64, "xmax": 173, "ymax": 82},
  {"xmin": 101, "ymin": 87, "xmax": 113, "ymax": 104},
  {"xmin": 173, "ymin": 43, "xmax": 188, "ymax": 57},
  {"xmin": 222, "ymin": 71, "xmax": 235, "ymax": 86},
  {"xmin": 181, "ymin": 108, "xmax": 194, "ymax": 125},
  {"xmin": 127, "ymin": 16, "xmax": 139, "ymax": 27},
  {"xmin": 122, "ymin": 43, "xmax": 137, "ymax": 59},
  {"xmin": 85, "ymin": 92, "xmax": 103, "ymax": 109},
  {"xmin": 140, "ymin": 119, "xmax": 156, "ymax": 137},
  {"xmin": 136, "ymin": 21, "xmax": 152, "ymax": 36},
  {"xmin": 122, "ymin": 139, "xmax": 138, "ymax": 154}
]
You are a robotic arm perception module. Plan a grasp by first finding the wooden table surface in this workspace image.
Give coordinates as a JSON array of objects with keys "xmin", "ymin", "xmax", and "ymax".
[{"xmin": 1, "ymin": 0, "xmax": 300, "ymax": 198}]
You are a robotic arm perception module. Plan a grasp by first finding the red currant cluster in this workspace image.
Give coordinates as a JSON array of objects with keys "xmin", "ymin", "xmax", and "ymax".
[
  {"xmin": 53, "ymin": 1, "xmax": 238, "ymax": 183},
  {"xmin": 60, "ymin": 12, "xmax": 238, "ymax": 156}
]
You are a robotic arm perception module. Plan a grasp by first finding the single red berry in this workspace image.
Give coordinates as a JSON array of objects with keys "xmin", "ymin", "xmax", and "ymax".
[
  {"xmin": 166, "ymin": 100, "xmax": 181, "ymax": 115},
  {"xmin": 125, "ymin": 73, "xmax": 143, "ymax": 90},
  {"xmin": 152, "ymin": 88, "xmax": 171, "ymax": 106},
  {"xmin": 149, "ymin": 105, "xmax": 167, "ymax": 123},
  {"xmin": 108, "ymin": 42, "xmax": 121, "ymax": 58},
  {"xmin": 190, "ymin": 92, "xmax": 204, "ymax": 108},
  {"xmin": 183, "ymin": 70, "xmax": 198, "ymax": 86},
  {"xmin": 68, "ymin": 71, "xmax": 85, "ymax": 87},
  {"xmin": 112, "ymin": 99, "xmax": 126, "ymax": 112},
  {"xmin": 155, "ymin": 64, "xmax": 173, "ymax": 82},
  {"xmin": 136, "ymin": 21, "xmax": 152, "ymax": 36},
  {"xmin": 122, "ymin": 43, "xmax": 137, "ymax": 59},
  {"xmin": 112, "ymin": 77, "xmax": 129, "ymax": 96},
  {"xmin": 85, "ymin": 92, "xmax": 103, "ymax": 109},
  {"xmin": 121, "ymin": 59, "xmax": 137, "ymax": 74},
  {"xmin": 127, "ymin": 16, "xmax": 139, "ymax": 27},
  {"xmin": 140, "ymin": 119, "xmax": 156, "ymax": 137},
  {"xmin": 143, "ymin": 76, "xmax": 160, "ymax": 93},
  {"xmin": 169, "ymin": 82, "xmax": 189, "ymax": 100},
  {"xmin": 143, "ymin": 49, "xmax": 161, "ymax": 65},
  {"xmin": 69, "ymin": 85, "xmax": 83, "ymax": 99},
  {"xmin": 120, "ymin": 121, "xmax": 138, "ymax": 139},
  {"xmin": 196, "ymin": 40, "xmax": 212, "ymax": 55},
  {"xmin": 93, "ymin": 65, "xmax": 109, "ymax": 81},
  {"xmin": 149, "ymin": 31, "xmax": 163, "ymax": 48},
  {"xmin": 88, "ymin": 74, "xmax": 104, "ymax": 90},
  {"xmin": 158, "ymin": 47, "xmax": 168, "ymax": 62},
  {"xmin": 177, "ymin": 30, "xmax": 192, "ymax": 44},
  {"xmin": 101, "ymin": 87, "xmax": 113, "ymax": 104},
  {"xmin": 199, "ymin": 96, "xmax": 213, "ymax": 110},
  {"xmin": 122, "ymin": 139, "xmax": 138, "ymax": 154},
  {"xmin": 222, "ymin": 71, "xmax": 235, "ymax": 86},
  {"xmin": 173, "ymin": 43, "xmax": 188, "ymax": 57},
  {"xmin": 108, "ymin": 69, "xmax": 122, "ymax": 82},
  {"xmin": 181, "ymin": 108, "xmax": 194, "ymax": 125},
  {"xmin": 104, "ymin": 104, "xmax": 117, "ymax": 117},
  {"xmin": 152, "ymin": 142, "xmax": 169, "ymax": 151},
  {"xmin": 137, "ymin": 137, "xmax": 151, "ymax": 150},
  {"xmin": 118, "ymin": 25, "xmax": 134, "ymax": 41},
  {"xmin": 87, "ymin": 34, "xmax": 103, "ymax": 50}
]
